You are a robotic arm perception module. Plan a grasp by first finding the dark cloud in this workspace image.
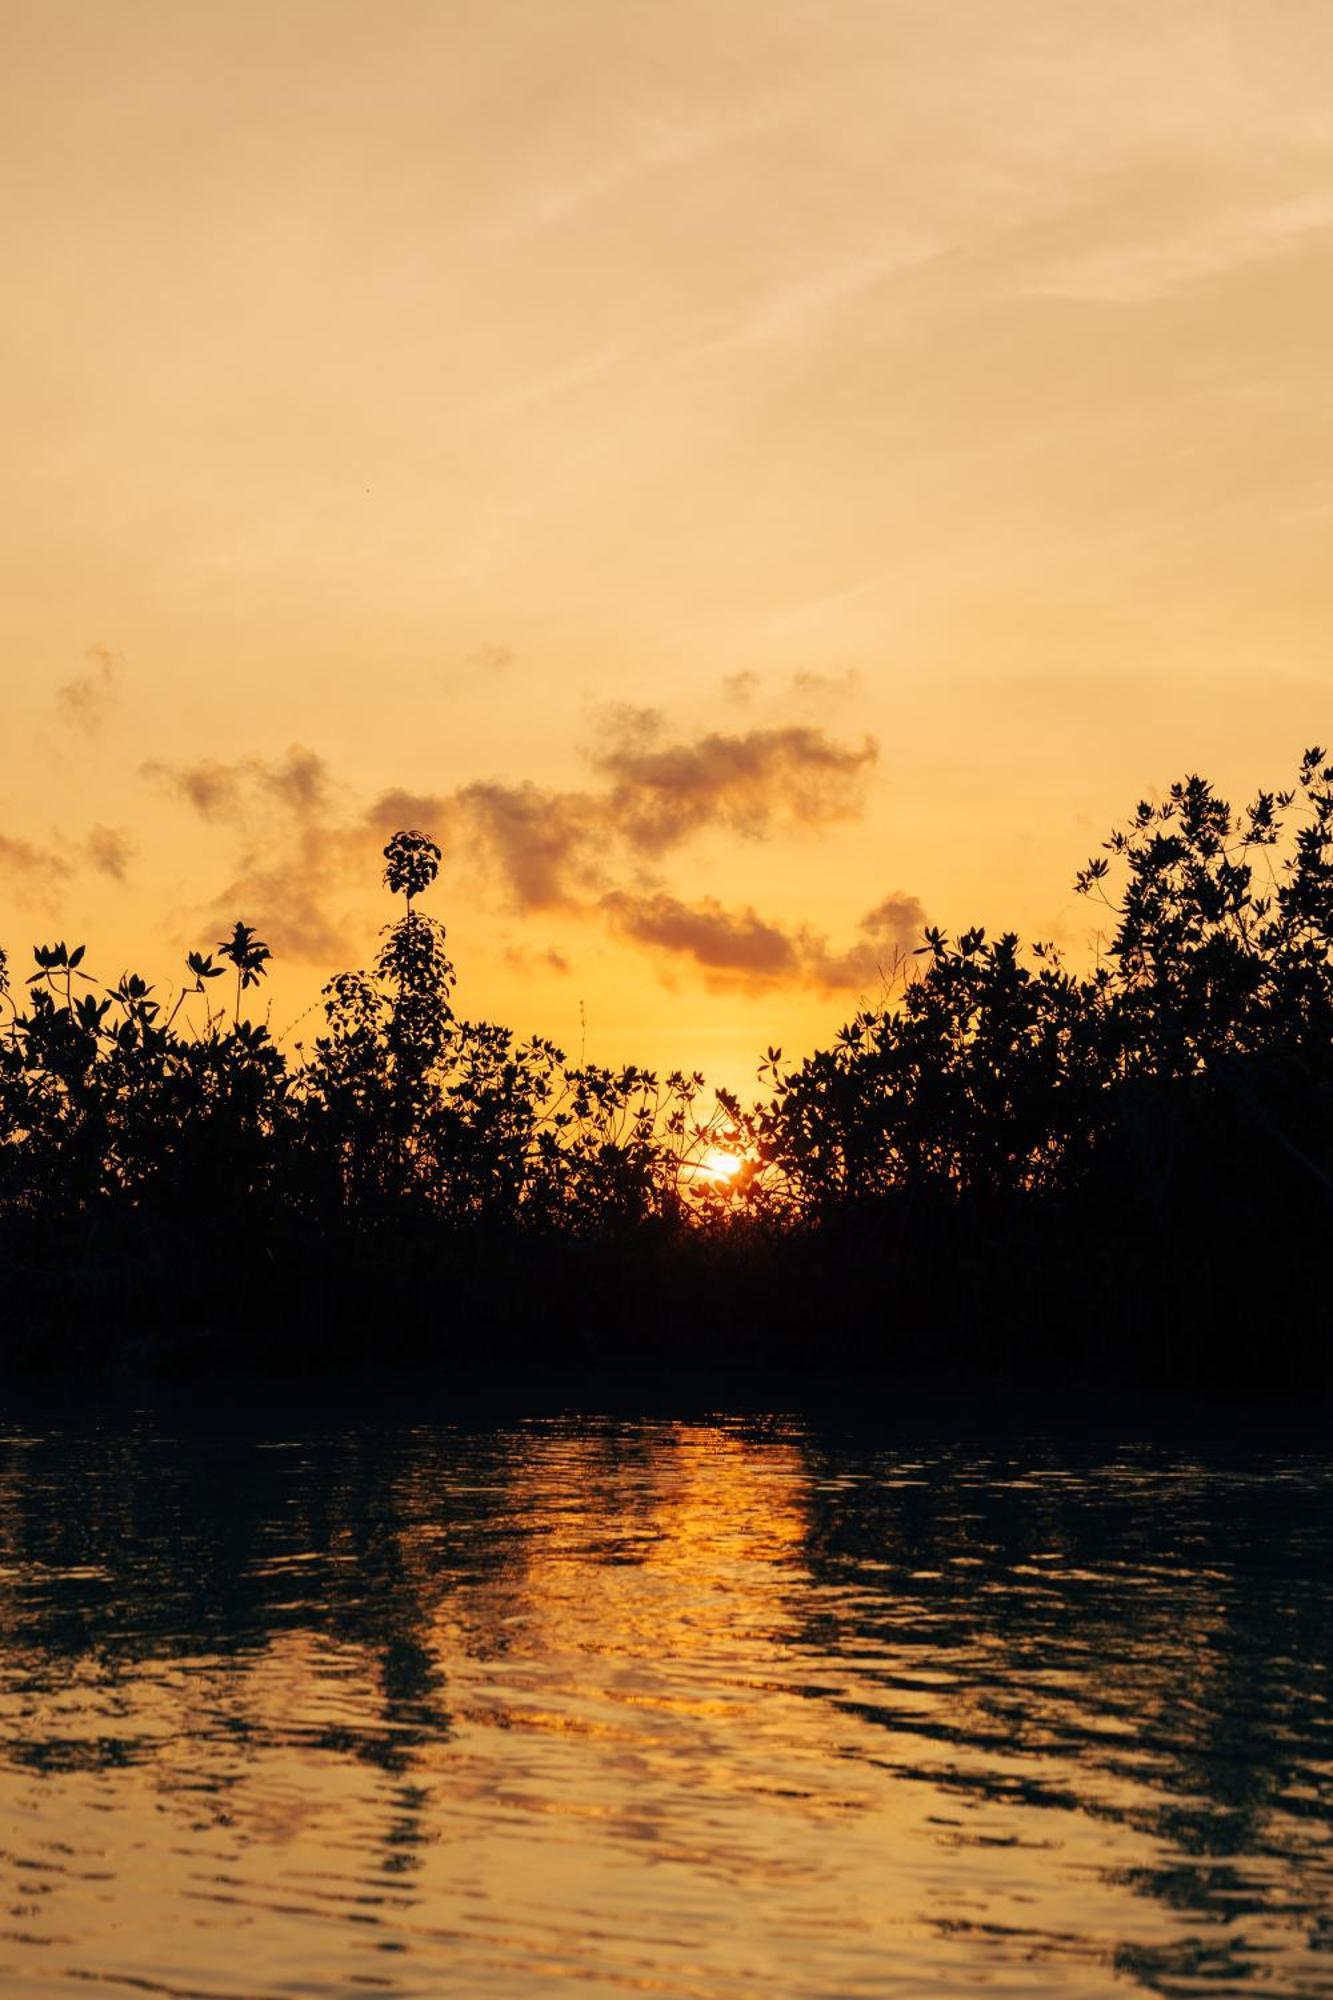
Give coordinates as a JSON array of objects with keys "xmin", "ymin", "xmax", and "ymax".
[
  {"xmin": 602, "ymin": 887, "xmax": 926, "ymax": 992},
  {"xmin": 449, "ymin": 781, "xmax": 598, "ymax": 911},
  {"xmin": 721, "ymin": 670, "xmax": 760, "ymax": 704},
  {"xmin": 58, "ymin": 644, "xmax": 121, "ymax": 734},
  {"xmin": 84, "ymin": 825, "xmax": 135, "ymax": 882},
  {"xmin": 601, "ymin": 890, "xmax": 801, "ymax": 981},
  {"xmin": 589, "ymin": 715, "xmax": 877, "ymax": 852}
]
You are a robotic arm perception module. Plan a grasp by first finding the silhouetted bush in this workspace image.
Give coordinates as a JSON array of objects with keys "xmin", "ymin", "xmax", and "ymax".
[{"xmin": 3, "ymin": 758, "xmax": 1333, "ymax": 1392}]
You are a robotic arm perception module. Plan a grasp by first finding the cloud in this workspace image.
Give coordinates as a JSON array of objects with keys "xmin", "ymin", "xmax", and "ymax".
[
  {"xmin": 57, "ymin": 644, "xmax": 121, "ymax": 734},
  {"xmin": 805, "ymin": 892, "xmax": 926, "ymax": 989},
  {"xmin": 254, "ymin": 743, "xmax": 330, "ymax": 818},
  {"xmin": 587, "ymin": 711, "xmax": 877, "ymax": 853},
  {"xmin": 84, "ymin": 825, "xmax": 135, "ymax": 882},
  {"xmin": 145, "ymin": 716, "xmax": 908, "ymax": 991},
  {"xmin": 0, "ymin": 831, "xmax": 76, "ymax": 915},
  {"xmin": 719, "ymin": 666, "xmax": 864, "ymax": 712},
  {"xmin": 368, "ymin": 716, "xmax": 878, "ymax": 915},
  {"xmin": 0, "ymin": 832, "xmax": 71, "ymax": 891},
  {"xmin": 0, "ymin": 823, "xmax": 137, "ymax": 900},
  {"xmin": 602, "ymin": 887, "xmax": 925, "ymax": 992},
  {"xmin": 466, "ymin": 642, "xmax": 515, "ymax": 673},
  {"xmin": 445, "ymin": 780, "xmax": 597, "ymax": 911},
  {"xmin": 365, "ymin": 777, "xmax": 601, "ymax": 913},
  {"xmin": 205, "ymin": 851, "xmax": 357, "ymax": 963},
  {"xmin": 157, "ymin": 723, "xmax": 879, "ymax": 915},
  {"xmin": 144, "ymin": 746, "xmax": 362, "ymax": 960},
  {"xmin": 503, "ymin": 943, "xmax": 571, "ymax": 978},
  {"xmin": 791, "ymin": 667, "xmax": 863, "ymax": 707},
  {"xmin": 143, "ymin": 744, "xmax": 330, "ymax": 824},
  {"xmin": 143, "ymin": 757, "xmax": 245, "ymax": 821},
  {"xmin": 602, "ymin": 890, "xmax": 801, "ymax": 982}
]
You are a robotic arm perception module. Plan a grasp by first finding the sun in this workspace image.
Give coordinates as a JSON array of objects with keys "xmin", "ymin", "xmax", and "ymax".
[{"xmin": 698, "ymin": 1146, "xmax": 743, "ymax": 1183}]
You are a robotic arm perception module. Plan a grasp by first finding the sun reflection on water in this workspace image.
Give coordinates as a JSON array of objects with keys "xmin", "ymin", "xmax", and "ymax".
[{"xmin": 0, "ymin": 1417, "xmax": 1328, "ymax": 1997}]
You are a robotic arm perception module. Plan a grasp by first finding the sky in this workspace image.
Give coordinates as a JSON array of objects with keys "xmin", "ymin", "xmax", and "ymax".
[{"xmin": 3, "ymin": 0, "xmax": 1333, "ymax": 1087}]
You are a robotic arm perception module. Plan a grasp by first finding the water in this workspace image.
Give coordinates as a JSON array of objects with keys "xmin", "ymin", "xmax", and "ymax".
[{"xmin": 0, "ymin": 1408, "xmax": 1328, "ymax": 1998}]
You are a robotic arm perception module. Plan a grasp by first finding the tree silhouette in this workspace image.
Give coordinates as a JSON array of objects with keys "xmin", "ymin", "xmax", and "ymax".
[{"xmin": 1, "ymin": 758, "xmax": 1331, "ymax": 1386}]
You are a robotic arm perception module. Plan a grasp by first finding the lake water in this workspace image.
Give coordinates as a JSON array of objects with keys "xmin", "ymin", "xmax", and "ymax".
[{"xmin": 0, "ymin": 1406, "xmax": 1328, "ymax": 1997}]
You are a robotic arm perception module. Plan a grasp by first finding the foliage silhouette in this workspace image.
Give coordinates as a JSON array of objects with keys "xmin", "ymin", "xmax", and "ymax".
[{"xmin": 2, "ymin": 751, "xmax": 1332, "ymax": 1389}]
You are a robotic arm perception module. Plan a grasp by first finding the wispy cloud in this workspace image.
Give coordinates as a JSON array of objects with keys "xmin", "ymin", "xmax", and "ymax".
[
  {"xmin": 483, "ymin": 97, "xmax": 799, "ymax": 242},
  {"xmin": 791, "ymin": 667, "xmax": 863, "ymax": 707},
  {"xmin": 142, "ymin": 758, "xmax": 244, "ymax": 821},
  {"xmin": 143, "ymin": 745, "xmax": 330, "ymax": 825},
  {"xmin": 0, "ymin": 831, "xmax": 72, "ymax": 904},
  {"xmin": 720, "ymin": 667, "xmax": 865, "ymax": 711},
  {"xmin": 84, "ymin": 825, "xmax": 135, "ymax": 882},
  {"xmin": 57, "ymin": 643, "xmax": 121, "ymax": 735},
  {"xmin": 144, "ymin": 746, "xmax": 359, "ymax": 960},
  {"xmin": 0, "ymin": 832, "xmax": 70, "ymax": 879},
  {"xmin": 466, "ymin": 642, "xmax": 516, "ymax": 674},
  {"xmin": 1, "ymin": 823, "xmax": 138, "ymax": 902},
  {"xmin": 503, "ymin": 943, "xmax": 571, "ymax": 978}
]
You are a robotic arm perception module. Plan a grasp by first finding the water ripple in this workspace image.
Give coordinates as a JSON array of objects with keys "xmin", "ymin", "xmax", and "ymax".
[{"xmin": 0, "ymin": 1413, "xmax": 1327, "ymax": 1996}]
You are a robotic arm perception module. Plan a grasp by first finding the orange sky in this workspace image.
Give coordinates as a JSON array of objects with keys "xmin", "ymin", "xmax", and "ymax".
[{"xmin": 3, "ymin": 2, "xmax": 1332, "ymax": 1088}]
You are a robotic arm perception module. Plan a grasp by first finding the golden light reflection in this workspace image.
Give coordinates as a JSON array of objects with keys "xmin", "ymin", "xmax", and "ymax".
[
  {"xmin": 446, "ymin": 1422, "xmax": 813, "ymax": 1669},
  {"xmin": 3, "ymin": 1428, "xmax": 1326, "ymax": 1994}
]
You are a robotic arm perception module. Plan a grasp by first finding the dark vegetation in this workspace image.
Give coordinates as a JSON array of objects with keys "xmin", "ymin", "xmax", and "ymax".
[{"xmin": 3, "ymin": 754, "xmax": 1333, "ymax": 1392}]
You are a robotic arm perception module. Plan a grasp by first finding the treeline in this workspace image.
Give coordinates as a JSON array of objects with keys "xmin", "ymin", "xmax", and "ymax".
[{"xmin": 3, "ymin": 759, "xmax": 1333, "ymax": 1391}]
